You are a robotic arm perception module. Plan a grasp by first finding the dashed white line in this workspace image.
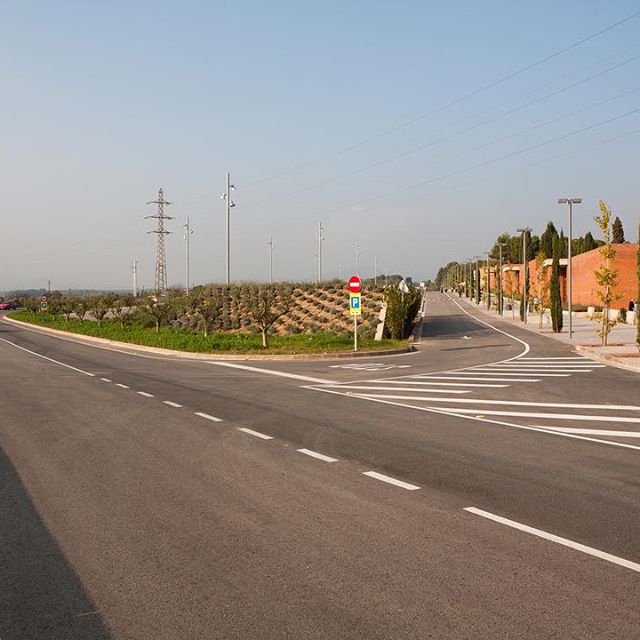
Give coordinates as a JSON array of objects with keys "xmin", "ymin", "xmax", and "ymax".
[
  {"xmin": 464, "ymin": 507, "xmax": 640, "ymax": 574},
  {"xmin": 137, "ymin": 391, "xmax": 154, "ymax": 398},
  {"xmin": 362, "ymin": 471, "xmax": 420, "ymax": 491},
  {"xmin": 194, "ymin": 411, "xmax": 222, "ymax": 422},
  {"xmin": 163, "ymin": 401, "xmax": 183, "ymax": 408},
  {"xmin": 115, "ymin": 383, "xmax": 130, "ymax": 389},
  {"xmin": 297, "ymin": 448, "xmax": 338, "ymax": 462},
  {"xmin": 100, "ymin": 377, "xmax": 112, "ymax": 382},
  {"xmin": 238, "ymin": 427, "xmax": 272, "ymax": 439}
]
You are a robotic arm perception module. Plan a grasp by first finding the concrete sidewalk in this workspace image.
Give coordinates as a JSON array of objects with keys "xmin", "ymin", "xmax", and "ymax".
[{"xmin": 456, "ymin": 294, "xmax": 640, "ymax": 373}]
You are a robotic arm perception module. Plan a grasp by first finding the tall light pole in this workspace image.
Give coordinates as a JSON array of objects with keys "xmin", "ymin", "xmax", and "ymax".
[
  {"xmin": 558, "ymin": 197, "xmax": 582, "ymax": 338},
  {"xmin": 222, "ymin": 173, "xmax": 236, "ymax": 286},
  {"xmin": 374, "ymin": 255, "xmax": 378, "ymax": 287},
  {"xmin": 317, "ymin": 222, "xmax": 325, "ymax": 284},
  {"xmin": 183, "ymin": 218, "xmax": 194, "ymax": 295},
  {"xmin": 485, "ymin": 252, "xmax": 491, "ymax": 310},
  {"xmin": 474, "ymin": 256, "xmax": 481, "ymax": 304},
  {"xmin": 355, "ymin": 241, "xmax": 362, "ymax": 275},
  {"xmin": 268, "ymin": 237, "xmax": 274, "ymax": 284},
  {"xmin": 517, "ymin": 227, "xmax": 532, "ymax": 323},
  {"xmin": 131, "ymin": 259, "xmax": 138, "ymax": 298},
  {"xmin": 498, "ymin": 243, "xmax": 506, "ymax": 315}
]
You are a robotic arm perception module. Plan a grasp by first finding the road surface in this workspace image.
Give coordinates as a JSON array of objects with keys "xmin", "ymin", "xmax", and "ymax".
[{"xmin": 1, "ymin": 292, "xmax": 639, "ymax": 639}]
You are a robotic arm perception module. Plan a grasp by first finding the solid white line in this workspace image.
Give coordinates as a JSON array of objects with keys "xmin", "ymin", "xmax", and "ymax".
[
  {"xmin": 493, "ymin": 364, "xmax": 601, "ymax": 369},
  {"xmin": 321, "ymin": 385, "xmax": 471, "ymax": 394},
  {"xmin": 441, "ymin": 407, "xmax": 640, "ymax": 423},
  {"xmin": 115, "ymin": 383, "xmax": 130, "ymax": 389},
  {"xmin": 415, "ymin": 375, "xmax": 541, "ymax": 382},
  {"xmin": 519, "ymin": 357, "xmax": 590, "ymax": 360},
  {"xmin": 100, "ymin": 377, "xmax": 112, "ymax": 382},
  {"xmin": 238, "ymin": 427, "xmax": 272, "ymax": 439},
  {"xmin": 456, "ymin": 371, "xmax": 570, "ymax": 377},
  {"xmin": 307, "ymin": 387, "xmax": 640, "ymax": 452},
  {"xmin": 464, "ymin": 507, "xmax": 640, "ymax": 574},
  {"xmin": 532, "ymin": 426, "xmax": 640, "ymax": 437},
  {"xmin": 137, "ymin": 391, "xmax": 154, "ymax": 398},
  {"xmin": 163, "ymin": 401, "xmax": 183, "ymax": 408},
  {"xmin": 349, "ymin": 394, "xmax": 640, "ymax": 411},
  {"xmin": 470, "ymin": 368, "xmax": 588, "ymax": 374},
  {"xmin": 210, "ymin": 361, "xmax": 331, "ymax": 384},
  {"xmin": 0, "ymin": 336, "xmax": 95, "ymax": 377},
  {"xmin": 369, "ymin": 380, "xmax": 509, "ymax": 388},
  {"xmin": 297, "ymin": 448, "xmax": 338, "ymax": 462},
  {"xmin": 195, "ymin": 411, "xmax": 223, "ymax": 422},
  {"xmin": 362, "ymin": 471, "xmax": 420, "ymax": 491}
]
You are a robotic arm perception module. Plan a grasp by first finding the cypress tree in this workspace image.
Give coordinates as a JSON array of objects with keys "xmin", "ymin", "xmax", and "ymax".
[
  {"xmin": 612, "ymin": 216, "xmax": 625, "ymax": 244},
  {"xmin": 550, "ymin": 235, "xmax": 563, "ymax": 333},
  {"xmin": 540, "ymin": 222, "xmax": 558, "ymax": 258}
]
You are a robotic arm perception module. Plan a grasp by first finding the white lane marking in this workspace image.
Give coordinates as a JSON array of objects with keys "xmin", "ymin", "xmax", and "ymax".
[
  {"xmin": 445, "ymin": 294, "xmax": 530, "ymax": 360},
  {"xmin": 307, "ymin": 387, "xmax": 640, "ymax": 452},
  {"xmin": 532, "ymin": 426, "xmax": 640, "ymax": 437},
  {"xmin": 0, "ymin": 336, "xmax": 95, "ymax": 377},
  {"xmin": 320, "ymin": 385, "xmax": 471, "ymax": 394},
  {"xmin": 238, "ymin": 427, "xmax": 272, "ymax": 439},
  {"xmin": 100, "ymin": 377, "xmax": 112, "ymax": 382},
  {"xmin": 210, "ymin": 361, "xmax": 331, "ymax": 384},
  {"xmin": 492, "ymin": 364, "xmax": 600, "ymax": 369},
  {"xmin": 464, "ymin": 507, "xmax": 640, "ymax": 574},
  {"xmin": 519, "ymin": 357, "xmax": 591, "ymax": 360},
  {"xmin": 115, "ymin": 383, "xmax": 130, "ymax": 389},
  {"xmin": 415, "ymin": 375, "xmax": 541, "ymax": 383},
  {"xmin": 368, "ymin": 380, "xmax": 509, "ymax": 388},
  {"xmin": 163, "ymin": 401, "xmax": 183, "ymax": 408},
  {"xmin": 441, "ymin": 408, "xmax": 640, "ymax": 423},
  {"xmin": 362, "ymin": 471, "xmax": 420, "ymax": 491},
  {"xmin": 195, "ymin": 411, "xmax": 223, "ymax": 422},
  {"xmin": 454, "ymin": 371, "xmax": 570, "ymax": 377},
  {"xmin": 137, "ymin": 391, "xmax": 154, "ymax": 398},
  {"xmin": 470, "ymin": 368, "xmax": 587, "ymax": 374},
  {"xmin": 297, "ymin": 448, "xmax": 339, "ymax": 462},
  {"xmin": 348, "ymin": 394, "xmax": 640, "ymax": 411}
]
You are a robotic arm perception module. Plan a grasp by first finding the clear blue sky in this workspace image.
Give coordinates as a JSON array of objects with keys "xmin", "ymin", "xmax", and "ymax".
[{"xmin": 1, "ymin": 0, "xmax": 639, "ymax": 290}]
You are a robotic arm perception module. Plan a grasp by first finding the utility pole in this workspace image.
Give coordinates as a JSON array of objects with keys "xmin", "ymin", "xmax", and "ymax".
[
  {"xmin": 145, "ymin": 188, "xmax": 173, "ymax": 294},
  {"xmin": 48, "ymin": 280, "xmax": 51, "ymax": 294},
  {"xmin": 268, "ymin": 237, "xmax": 274, "ymax": 284},
  {"xmin": 486, "ymin": 252, "xmax": 491, "ymax": 310},
  {"xmin": 222, "ymin": 173, "xmax": 236, "ymax": 286},
  {"xmin": 517, "ymin": 227, "xmax": 532, "ymax": 323},
  {"xmin": 374, "ymin": 255, "xmax": 378, "ymax": 287},
  {"xmin": 498, "ymin": 243, "xmax": 506, "ymax": 314},
  {"xmin": 317, "ymin": 222, "xmax": 325, "ymax": 284},
  {"xmin": 132, "ymin": 259, "xmax": 138, "ymax": 298},
  {"xmin": 474, "ymin": 256, "xmax": 481, "ymax": 304},
  {"xmin": 355, "ymin": 241, "xmax": 362, "ymax": 276},
  {"xmin": 558, "ymin": 198, "xmax": 582, "ymax": 338},
  {"xmin": 183, "ymin": 218, "xmax": 194, "ymax": 295}
]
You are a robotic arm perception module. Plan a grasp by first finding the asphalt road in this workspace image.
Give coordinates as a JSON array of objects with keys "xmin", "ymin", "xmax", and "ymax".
[{"xmin": 1, "ymin": 293, "xmax": 639, "ymax": 639}]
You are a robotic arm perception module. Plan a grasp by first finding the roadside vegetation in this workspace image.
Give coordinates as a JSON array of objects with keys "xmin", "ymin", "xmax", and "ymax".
[{"xmin": 7, "ymin": 282, "xmax": 415, "ymax": 354}]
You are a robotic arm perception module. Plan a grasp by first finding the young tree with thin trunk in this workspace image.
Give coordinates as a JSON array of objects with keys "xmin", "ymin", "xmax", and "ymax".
[
  {"xmin": 140, "ymin": 294, "xmax": 172, "ymax": 333},
  {"xmin": 593, "ymin": 200, "xmax": 620, "ymax": 346},
  {"xmin": 188, "ymin": 287, "xmax": 222, "ymax": 337},
  {"xmin": 71, "ymin": 298, "xmax": 89, "ymax": 323},
  {"xmin": 111, "ymin": 294, "xmax": 134, "ymax": 330},
  {"xmin": 88, "ymin": 294, "xmax": 114, "ymax": 327},
  {"xmin": 248, "ymin": 286, "xmax": 292, "ymax": 348}
]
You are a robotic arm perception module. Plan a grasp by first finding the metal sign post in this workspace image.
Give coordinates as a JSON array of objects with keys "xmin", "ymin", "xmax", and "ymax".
[{"xmin": 348, "ymin": 275, "xmax": 363, "ymax": 353}]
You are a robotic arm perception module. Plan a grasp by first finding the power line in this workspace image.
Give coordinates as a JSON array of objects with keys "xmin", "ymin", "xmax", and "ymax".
[
  {"xmin": 245, "ymin": 52, "xmax": 640, "ymax": 209},
  {"xmin": 242, "ymin": 10, "xmax": 640, "ymax": 189}
]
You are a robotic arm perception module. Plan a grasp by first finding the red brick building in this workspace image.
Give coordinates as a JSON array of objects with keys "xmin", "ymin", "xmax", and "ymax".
[{"xmin": 512, "ymin": 244, "xmax": 639, "ymax": 308}]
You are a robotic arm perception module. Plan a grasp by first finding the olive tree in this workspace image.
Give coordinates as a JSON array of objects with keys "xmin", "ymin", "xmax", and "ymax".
[
  {"xmin": 187, "ymin": 287, "xmax": 223, "ymax": 337},
  {"xmin": 247, "ymin": 286, "xmax": 292, "ymax": 348}
]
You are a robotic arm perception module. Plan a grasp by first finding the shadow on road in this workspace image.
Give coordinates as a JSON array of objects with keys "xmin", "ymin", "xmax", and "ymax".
[
  {"xmin": 0, "ymin": 445, "xmax": 110, "ymax": 639},
  {"xmin": 423, "ymin": 314, "xmax": 492, "ymax": 339}
]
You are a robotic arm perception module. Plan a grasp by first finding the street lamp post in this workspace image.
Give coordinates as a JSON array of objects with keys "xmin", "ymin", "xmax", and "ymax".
[
  {"xmin": 485, "ymin": 252, "xmax": 491, "ymax": 310},
  {"xmin": 474, "ymin": 256, "xmax": 481, "ymax": 304},
  {"xmin": 222, "ymin": 172, "xmax": 236, "ymax": 286},
  {"xmin": 558, "ymin": 198, "xmax": 582, "ymax": 338},
  {"xmin": 498, "ymin": 243, "xmax": 506, "ymax": 315},
  {"xmin": 517, "ymin": 227, "xmax": 532, "ymax": 324}
]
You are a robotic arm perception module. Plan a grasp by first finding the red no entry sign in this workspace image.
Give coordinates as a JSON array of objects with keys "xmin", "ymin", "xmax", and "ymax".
[{"xmin": 348, "ymin": 275, "xmax": 362, "ymax": 293}]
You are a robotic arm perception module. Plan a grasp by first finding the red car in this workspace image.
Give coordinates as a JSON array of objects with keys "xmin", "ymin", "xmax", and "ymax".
[{"xmin": 0, "ymin": 302, "xmax": 16, "ymax": 310}]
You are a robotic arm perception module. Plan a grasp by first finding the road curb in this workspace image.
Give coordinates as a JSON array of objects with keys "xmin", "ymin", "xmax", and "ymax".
[
  {"xmin": 2, "ymin": 316, "xmax": 414, "ymax": 361},
  {"xmin": 575, "ymin": 344, "xmax": 640, "ymax": 374}
]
